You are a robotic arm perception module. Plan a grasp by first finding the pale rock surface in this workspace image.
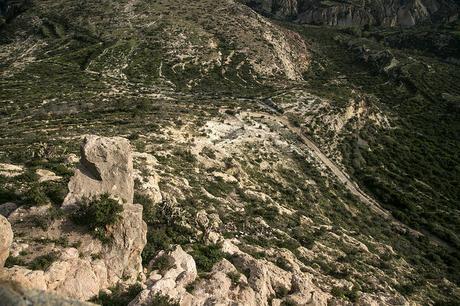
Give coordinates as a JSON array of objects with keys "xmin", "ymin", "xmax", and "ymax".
[
  {"xmin": 130, "ymin": 241, "xmax": 329, "ymax": 306},
  {"xmin": 2, "ymin": 267, "xmax": 48, "ymax": 291},
  {"xmin": 2, "ymin": 136, "xmax": 147, "ymax": 301},
  {"xmin": 133, "ymin": 152, "xmax": 163, "ymax": 204},
  {"xmin": 66, "ymin": 153, "xmax": 80, "ymax": 164},
  {"xmin": 195, "ymin": 210, "xmax": 222, "ymax": 244},
  {"xmin": 130, "ymin": 245, "xmax": 197, "ymax": 306},
  {"xmin": 0, "ymin": 280, "xmax": 96, "ymax": 306},
  {"xmin": 0, "ymin": 163, "xmax": 23, "ymax": 177},
  {"xmin": 10, "ymin": 242, "xmax": 29, "ymax": 258},
  {"xmin": 0, "ymin": 215, "xmax": 13, "ymax": 268},
  {"xmin": 36, "ymin": 169, "xmax": 62, "ymax": 183},
  {"xmin": 63, "ymin": 135, "xmax": 134, "ymax": 209}
]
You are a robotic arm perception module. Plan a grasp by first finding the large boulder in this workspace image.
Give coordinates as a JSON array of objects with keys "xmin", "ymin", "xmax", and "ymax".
[
  {"xmin": 0, "ymin": 215, "xmax": 13, "ymax": 268},
  {"xmin": 63, "ymin": 135, "xmax": 134, "ymax": 209},
  {"xmin": 2, "ymin": 136, "xmax": 147, "ymax": 301}
]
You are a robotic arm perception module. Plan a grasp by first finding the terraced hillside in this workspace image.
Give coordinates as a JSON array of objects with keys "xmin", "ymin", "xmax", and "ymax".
[{"xmin": 0, "ymin": 0, "xmax": 459, "ymax": 305}]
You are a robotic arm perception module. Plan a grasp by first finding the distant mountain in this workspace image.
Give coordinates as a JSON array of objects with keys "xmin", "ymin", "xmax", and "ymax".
[{"xmin": 242, "ymin": 0, "xmax": 459, "ymax": 26}]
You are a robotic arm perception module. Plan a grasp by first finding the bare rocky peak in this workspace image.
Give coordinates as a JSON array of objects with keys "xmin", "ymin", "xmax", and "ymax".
[{"xmin": 243, "ymin": 0, "xmax": 459, "ymax": 26}]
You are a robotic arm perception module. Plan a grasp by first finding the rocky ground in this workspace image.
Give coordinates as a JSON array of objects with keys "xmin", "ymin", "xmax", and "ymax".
[{"xmin": 0, "ymin": 0, "xmax": 459, "ymax": 305}]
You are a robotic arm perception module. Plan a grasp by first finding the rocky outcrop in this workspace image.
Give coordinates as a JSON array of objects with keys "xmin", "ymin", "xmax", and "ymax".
[
  {"xmin": 63, "ymin": 135, "xmax": 134, "ymax": 209},
  {"xmin": 0, "ymin": 215, "xmax": 13, "ymax": 268},
  {"xmin": 130, "ymin": 241, "xmax": 330, "ymax": 306},
  {"xmin": 129, "ymin": 245, "xmax": 197, "ymax": 306},
  {"xmin": 0, "ymin": 280, "xmax": 95, "ymax": 306},
  {"xmin": 244, "ymin": 0, "xmax": 458, "ymax": 27},
  {"xmin": 2, "ymin": 135, "xmax": 147, "ymax": 301}
]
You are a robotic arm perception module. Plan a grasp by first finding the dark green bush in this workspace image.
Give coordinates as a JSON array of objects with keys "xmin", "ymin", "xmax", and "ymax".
[
  {"xmin": 28, "ymin": 252, "xmax": 58, "ymax": 271},
  {"xmin": 330, "ymin": 286, "xmax": 359, "ymax": 302},
  {"xmin": 151, "ymin": 254, "xmax": 175, "ymax": 274},
  {"xmin": 227, "ymin": 271, "xmax": 241, "ymax": 286},
  {"xmin": 191, "ymin": 244, "xmax": 225, "ymax": 273},
  {"xmin": 24, "ymin": 184, "xmax": 49, "ymax": 206},
  {"xmin": 71, "ymin": 193, "xmax": 123, "ymax": 242},
  {"xmin": 43, "ymin": 181, "xmax": 68, "ymax": 206},
  {"xmin": 91, "ymin": 283, "xmax": 143, "ymax": 306},
  {"xmin": 149, "ymin": 293, "xmax": 180, "ymax": 306}
]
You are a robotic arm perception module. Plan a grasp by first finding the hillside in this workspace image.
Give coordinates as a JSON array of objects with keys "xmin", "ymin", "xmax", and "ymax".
[{"xmin": 0, "ymin": 0, "xmax": 459, "ymax": 305}]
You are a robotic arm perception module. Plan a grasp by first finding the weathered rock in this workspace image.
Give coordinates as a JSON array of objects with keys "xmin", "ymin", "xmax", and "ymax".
[
  {"xmin": 3, "ymin": 135, "xmax": 147, "ymax": 301},
  {"xmin": 3, "ymin": 267, "xmax": 47, "ymax": 291},
  {"xmin": 0, "ymin": 215, "xmax": 13, "ymax": 268},
  {"xmin": 10, "ymin": 242, "xmax": 28, "ymax": 258},
  {"xmin": 63, "ymin": 135, "xmax": 134, "ymax": 209},
  {"xmin": 130, "ymin": 245, "xmax": 197, "ymax": 306},
  {"xmin": 36, "ymin": 169, "xmax": 62, "ymax": 183},
  {"xmin": 130, "ymin": 241, "xmax": 329, "ymax": 306},
  {"xmin": 195, "ymin": 210, "xmax": 222, "ymax": 244},
  {"xmin": 0, "ymin": 280, "xmax": 95, "ymax": 306},
  {"xmin": 46, "ymin": 258, "xmax": 103, "ymax": 300},
  {"xmin": 65, "ymin": 154, "xmax": 80, "ymax": 164},
  {"xmin": 103, "ymin": 203, "xmax": 147, "ymax": 285},
  {"xmin": 133, "ymin": 152, "xmax": 163, "ymax": 204},
  {"xmin": 0, "ymin": 163, "xmax": 23, "ymax": 177}
]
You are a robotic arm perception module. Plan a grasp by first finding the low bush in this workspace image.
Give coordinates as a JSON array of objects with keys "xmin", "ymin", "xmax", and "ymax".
[
  {"xmin": 71, "ymin": 193, "xmax": 123, "ymax": 242},
  {"xmin": 28, "ymin": 252, "xmax": 58, "ymax": 271},
  {"xmin": 149, "ymin": 293, "xmax": 180, "ymax": 306},
  {"xmin": 91, "ymin": 283, "xmax": 143, "ymax": 306},
  {"xmin": 191, "ymin": 244, "xmax": 225, "ymax": 273}
]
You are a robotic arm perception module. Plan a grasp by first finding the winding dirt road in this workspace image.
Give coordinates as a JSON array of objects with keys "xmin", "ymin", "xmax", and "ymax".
[{"xmin": 253, "ymin": 104, "xmax": 458, "ymax": 250}]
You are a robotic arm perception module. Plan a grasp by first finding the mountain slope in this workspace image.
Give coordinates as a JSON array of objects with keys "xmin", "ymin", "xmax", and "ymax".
[{"xmin": 0, "ymin": 0, "xmax": 459, "ymax": 305}]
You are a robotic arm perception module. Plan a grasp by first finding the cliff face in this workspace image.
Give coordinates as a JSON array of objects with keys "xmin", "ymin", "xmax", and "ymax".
[{"xmin": 243, "ymin": 0, "xmax": 459, "ymax": 27}]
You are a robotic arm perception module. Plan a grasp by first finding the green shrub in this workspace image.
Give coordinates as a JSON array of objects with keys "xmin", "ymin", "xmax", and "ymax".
[
  {"xmin": 330, "ymin": 286, "xmax": 359, "ymax": 302},
  {"xmin": 149, "ymin": 293, "xmax": 180, "ymax": 306},
  {"xmin": 91, "ymin": 283, "xmax": 143, "ymax": 306},
  {"xmin": 4, "ymin": 256, "xmax": 26, "ymax": 268},
  {"xmin": 227, "ymin": 271, "xmax": 241, "ymax": 286},
  {"xmin": 24, "ymin": 184, "xmax": 49, "ymax": 206},
  {"xmin": 43, "ymin": 181, "xmax": 68, "ymax": 206},
  {"xmin": 151, "ymin": 254, "xmax": 175, "ymax": 274},
  {"xmin": 71, "ymin": 193, "xmax": 123, "ymax": 242},
  {"xmin": 28, "ymin": 253, "xmax": 58, "ymax": 271},
  {"xmin": 191, "ymin": 244, "xmax": 225, "ymax": 273}
]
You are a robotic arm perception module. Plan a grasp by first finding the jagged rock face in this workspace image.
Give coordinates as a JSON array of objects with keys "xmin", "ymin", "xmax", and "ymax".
[
  {"xmin": 2, "ymin": 136, "xmax": 147, "ymax": 301},
  {"xmin": 63, "ymin": 135, "xmax": 134, "ymax": 209},
  {"xmin": 130, "ymin": 241, "xmax": 330, "ymax": 306},
  {"xmin": 0, "ymin": 215, "xmax": 13, "ymax": 267},
  {"xmin": 244, "ymin": 0, "xmax": 458, "ymax": 26}
]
